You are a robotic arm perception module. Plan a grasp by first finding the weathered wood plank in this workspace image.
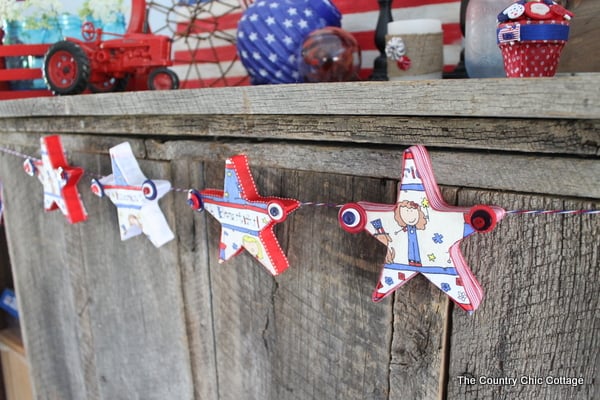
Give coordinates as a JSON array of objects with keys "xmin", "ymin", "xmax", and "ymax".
[
  {"xmin": 0, "ymin": 132, "xmax": 147, "ymax": 160},
  {"xmin": 276, "ymin": 170, "xmax": 395, "ymax": 400},
  {"xmin": 201, "ymin": 160, "xmax": 277, "ymax": 400},
  {"xmin": 74, "ymin": 154, "xmax": 194, "ymax": 400},
  {"xmin": 388, "ymin": 189, "xmax": 459, "ymax": 400},
  {"xmin": 170, "ymin": 159, "xmax": 219, "ymax": 400},
  {"xmin": 0, "ymin": 143, "xmax": 196, "ymax": 400},
  {"xmin": 201, "ymin": 163, "xmax": 397, "ymax": 399},
  {"xmin": 558, "ymin": 1, "xmax": 600, "ymax": 73},
  {"xmin": 0, "ymin": 73, "xmax": 597, "ymax": 400},
  {"xmin": 447, "ymin": 190, "xmax": 599, "ymax": 400},
  {"xmin": 0, "ymin": 74, "xmax": 598, "ymax": 119},
  {"xmin": 145, "ymin": 139, "xmax": 600, "ymax": 200},
  {"xmin": 0, "ymin": 149, "xmax": 88, "ymax": 400},
  {"xmin": 4, "ymin": 133, "xmax": 597, "ymax": 200},
  {"xmin": 0, "ymin": 115, "xmax": 597, "ymax": 156}
]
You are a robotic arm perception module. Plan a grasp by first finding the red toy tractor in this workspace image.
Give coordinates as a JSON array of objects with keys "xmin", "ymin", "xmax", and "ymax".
[{"xmin": 43, "ymin": 0, "xmax": 178, "ymax": 95}]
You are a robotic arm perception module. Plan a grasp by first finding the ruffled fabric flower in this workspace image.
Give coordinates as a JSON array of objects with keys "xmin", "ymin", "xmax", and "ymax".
[{"xmin": 385, "ymin": 36, "xmax": 412, "ymax": 71}]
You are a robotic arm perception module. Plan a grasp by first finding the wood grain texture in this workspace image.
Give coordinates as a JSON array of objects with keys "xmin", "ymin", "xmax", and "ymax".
[
  {"xmin": 0, "ymin": 329, "xmax": 34, "ymax": 400},
  {"xmin": 272, "ymin": 170, "xmax": 394, "ymax": 400},
  {"xmin": 72, "ymin": 154, "xmax": 194, "ymax": 400},
  {"xmin": 202, "ymin": 160, "xmax": 278, "ymax": 400},
  {"xmin": 558, "ymin": 1, "xmax": 600, "ymax": 73},
  {"xmin": 170, "ymin": 159, "xmax": 219, "ymax": 400},
  {"xmin": 0, "ymin": 115, "xmax": 597, "ymax": 156},
  {"xmin": 0, "ymin": 75, "xmax": 598, "ymax": 119},
  {"xmin": 0, "ymin": 75, "xmax": 597, "ymax": 400},
  {"xmin": 200, "ymin": 163, "xmax": 398, "ymax": 400},
  {"xmin": 388, "ymin": 189, "xmax": 459, "ymax": 400},
  {"xmin": 446, "ymin": 190, "xmax": 599, "ymax": 400},
  {"xmin": 0, "ymin": 144, "xmax": 195, "ymax": 400},
  {"xmin": 144, "ymin": 139, "xmax": 600, "ymax": 200},
  {"xmin": 0, "ymin": 149, "xmax": 88, "ymax": 400}
]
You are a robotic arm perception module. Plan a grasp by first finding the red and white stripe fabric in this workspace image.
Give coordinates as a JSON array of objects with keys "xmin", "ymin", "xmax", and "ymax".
[
  {"xmin": 336, "ymin": 0, "xmax": 462, "ymax": 80},
  {"xmin": 170, "ymin": 0, "xmax": 461, "ymax": 88}
]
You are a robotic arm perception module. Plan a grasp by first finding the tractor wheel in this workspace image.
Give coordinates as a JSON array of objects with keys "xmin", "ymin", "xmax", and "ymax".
[
  {"xmin": 147, "ymin": 68, "xmax": 179, "ymax": 90},
  {"xmin": 44, "ymin": 41, "xmax": 90, "ymax": 95},
  {"xmin": 89, "ymin": 76, "xmax": 129, "ymax": 93}
]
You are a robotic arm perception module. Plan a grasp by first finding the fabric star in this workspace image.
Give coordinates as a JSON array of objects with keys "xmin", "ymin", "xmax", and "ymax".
[
  {"xmin": 90, "ymin": 142, "xmax": 174, "ymax": 248},
  {"xmin": 338, "ymin": 145, "xmax": 505, "ymax": 311},
  {"xmin": 188, "ymin": 154, "xmax": 300, "ymax": 275},
  {"xmin": 24, "ymin": 135, "xmax": 87, "ymax": 224}
]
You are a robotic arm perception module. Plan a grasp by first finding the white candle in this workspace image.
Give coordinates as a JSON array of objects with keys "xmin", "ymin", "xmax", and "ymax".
[
  {"xmin": 388, "ymin": 19, "xmax": 442, "ymax": 35},
  {"xmin": 386, "ymin": 19, "xmax": 444, "ymax": 81}
]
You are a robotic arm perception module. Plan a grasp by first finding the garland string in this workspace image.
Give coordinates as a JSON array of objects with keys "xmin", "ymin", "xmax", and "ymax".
[
  {"xmin": 506, "ymin": 209, "xmax": 600, "ymax": 215},
  {"xmin": 1, "ymin": 145, "xmax": 598, "ymax": 216},
  {"xmin": 0, "ymin": 146, "xmax": 38, "ymax": 161}
]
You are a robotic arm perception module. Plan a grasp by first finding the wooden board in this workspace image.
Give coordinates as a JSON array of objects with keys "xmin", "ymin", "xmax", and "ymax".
[
  {"xmin": 201, "ymin": 163, "xmax": 397, "ymax": 399},
  {"xmin": 0, "ymin": 114, "xmax": 598, "ymax": 157},
  {"xmin": 0, "ymin": 146, "xmax": 88, "ymax": 400},
  {"xmin": 558, "ymin": 1, "xmax": 600, "ymax": 73},
  {"xmin": 144, "ymin": 139, "xmax": 600, "ymax": 201},
  {"xmin": 0, "ymin": 329, "xmax": 34, "ymax": 400},
  {"xmin": 0, "ymin": 75, "xmax": 598, "ymax": 119},
  {"xmin": 0, "ymin": 143, "xmax": 195, "ymax": 400},
  {"xmin": 446, "ymin": 190, "xmax": 599, "ymax": 400},
  {"xmin": 0, "ymin": 75, "xmax": 597, "ymax": 400},
  {"xmin": 170, "ymin": 159, "xmax": 219, "ymax": 400}
]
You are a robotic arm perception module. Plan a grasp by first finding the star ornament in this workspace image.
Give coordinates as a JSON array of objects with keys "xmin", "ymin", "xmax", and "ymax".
[
  {"xmin": 90, "ymin": 142, "xmax": 174, "ymax": 248},
  {"xmin": 338, "ymin": 145, "xmax": 506, "ymax": 312},
  {"xmin": 187, "ymin": 154, "xmax": 300, "ymax": 275},
  {"xmin": 23, "ymin": 135, "xmax": 87, "ymax": 224}
]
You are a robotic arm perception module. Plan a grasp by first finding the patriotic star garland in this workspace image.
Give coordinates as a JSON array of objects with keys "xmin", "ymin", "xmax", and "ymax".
[{"xmin": 0, "ymin": 137, "xmax": 597, "ymax": 311}]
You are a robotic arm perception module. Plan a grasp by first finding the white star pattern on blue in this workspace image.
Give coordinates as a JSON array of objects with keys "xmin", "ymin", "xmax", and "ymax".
[{"xmin": 236, "ymin": 0, "xmax": 341, "ymax": 84}]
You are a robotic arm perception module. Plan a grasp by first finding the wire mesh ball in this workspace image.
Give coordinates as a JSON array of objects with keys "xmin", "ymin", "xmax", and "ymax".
[
  {"xmin": 299, "ymin": 26, "xmax": 361, "ymax": 82},
  {"xmin": 236, "ymin": 0, "xmax": 341, "ymax": 84}
]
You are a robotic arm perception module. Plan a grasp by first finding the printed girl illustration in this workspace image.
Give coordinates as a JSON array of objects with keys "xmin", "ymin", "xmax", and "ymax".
[
  {"xmin": 121, "ymin": 213, "xmax": 143, "ymax": 239},
  {"xmin": 395, "ymin": 200, "xmax": 427, "ymax": 265},
  {"xmin": 242, "ymin": 235, "xmax": 264, "ymax": 260},
  {"xmin": 375, "ymin": 200, "xmax": 427, "ymax": 264}
]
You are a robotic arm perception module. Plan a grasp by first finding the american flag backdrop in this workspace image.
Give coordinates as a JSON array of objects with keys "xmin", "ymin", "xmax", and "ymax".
[{"xmin": 153, "ymin": 0, "xmax": 462, "ymax": 88}]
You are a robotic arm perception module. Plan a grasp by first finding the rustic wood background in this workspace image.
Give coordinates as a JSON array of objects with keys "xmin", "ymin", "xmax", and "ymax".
[
  {"xmin": 0, "ymin": 76, "xmax": 598, "ymax": 400},
  {"xmin": 558, "ymin": 0, "xmax": 600, "ymax": 73}
]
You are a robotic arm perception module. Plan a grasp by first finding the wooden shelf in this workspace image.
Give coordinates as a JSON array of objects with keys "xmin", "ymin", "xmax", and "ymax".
[
  {"xmin": 0, "ymin": 75, "xmax": 597, "ymax": 400},
  {"xmin": 0, "ymin": 74, "xmax": 598, "ymax": 119}
]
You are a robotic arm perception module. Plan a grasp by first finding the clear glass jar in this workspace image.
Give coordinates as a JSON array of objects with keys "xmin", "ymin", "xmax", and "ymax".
[{"xmin": 464, "ymin": 0, "xmax": 513, "ymax": 78}]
